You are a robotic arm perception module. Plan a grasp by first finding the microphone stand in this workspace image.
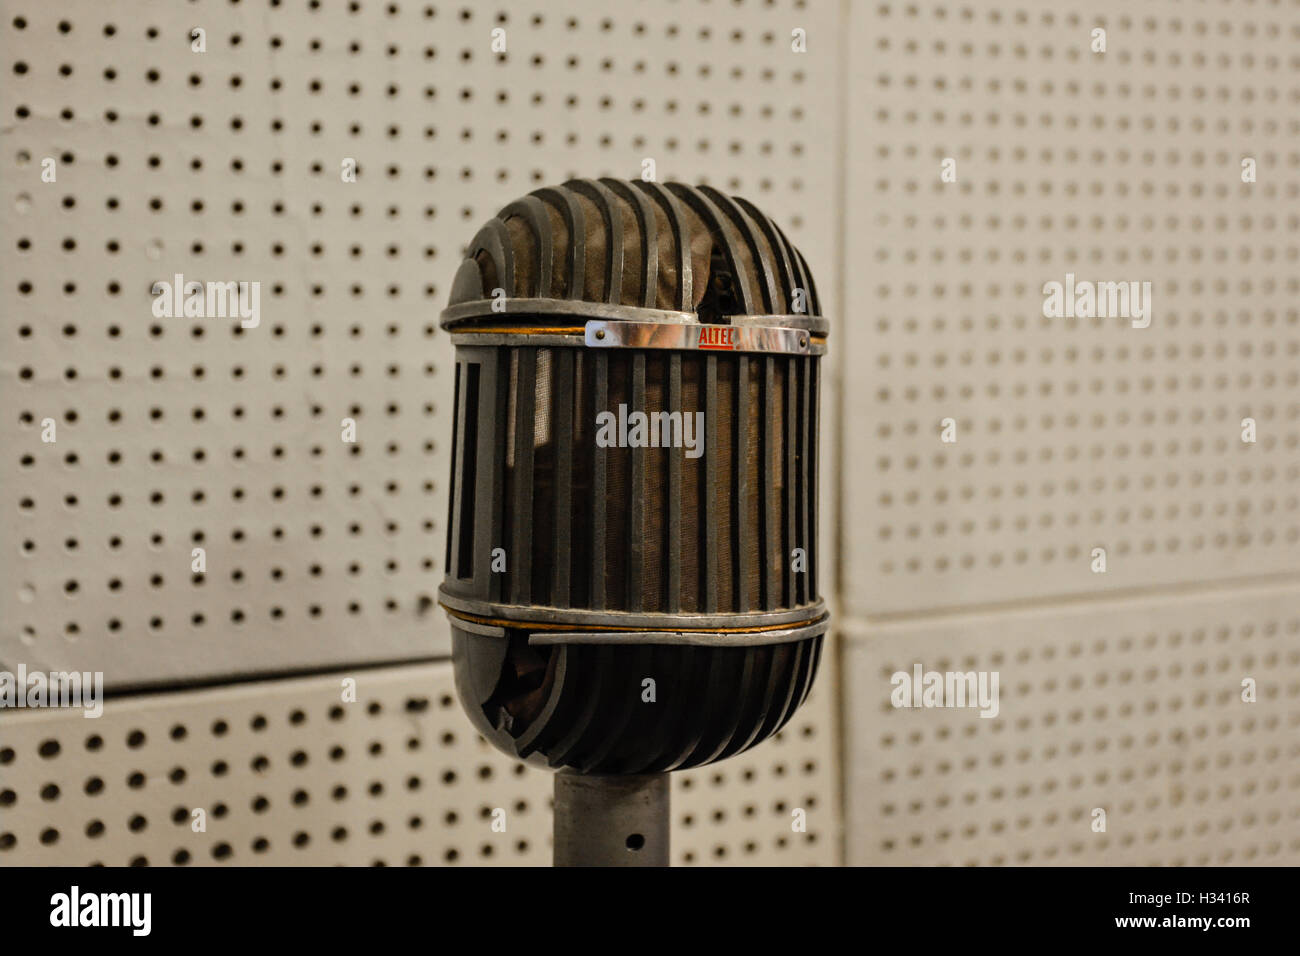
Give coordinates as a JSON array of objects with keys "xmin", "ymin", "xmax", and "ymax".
[{"xmin": 552, "ymin": 772, "xmax": 670, "ymax": 867}]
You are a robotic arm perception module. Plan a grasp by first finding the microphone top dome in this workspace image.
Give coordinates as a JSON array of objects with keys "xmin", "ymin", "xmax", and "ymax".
[{"xmin": 443, "ymin": 179, "xmax": 823, "ymax": 328}]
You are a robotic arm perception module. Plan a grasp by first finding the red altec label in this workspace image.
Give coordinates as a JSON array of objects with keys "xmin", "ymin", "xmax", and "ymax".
[{"xmin": 697, "ymin": 326, "xmax": 735, "ymax": 350}]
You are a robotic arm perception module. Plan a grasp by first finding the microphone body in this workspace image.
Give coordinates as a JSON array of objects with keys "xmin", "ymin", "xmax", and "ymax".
[{"xmin": 440, "ymin": 179, "xmax": 828, "ymax": 775}]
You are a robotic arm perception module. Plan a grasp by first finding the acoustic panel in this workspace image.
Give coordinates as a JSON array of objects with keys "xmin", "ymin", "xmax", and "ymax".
[
  {"xmin": 843, "ymin": 584, "xmax": 1300, "ymax": 866},
  {"xmin": 0, "ymin": 0, "xmax": 841, "ymax": 687},
  {"xmin": 839, "ymin": 0, "xmax": 1300, "ymax": 617},
  {"xmin": 0, "ymin": 654, "xmax": 840, "ymax": 866}
]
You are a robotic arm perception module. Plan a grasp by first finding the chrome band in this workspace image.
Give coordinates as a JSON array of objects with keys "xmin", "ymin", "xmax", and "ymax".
[
  {"xmin": 526, "ymin": 616, "xmax": 829, "ymax": 647},
  {"xmin": 445, "ymin": 333, "xmax": 584, "ymax": 348},
  {"xmin": 441, "ymin": 298, "xmax": 696, "ymax": 330},
  {"xmin": 585, "ymin": 319, "xmax": 813, "ymax": 355},
  {"xmin": 441, "ymin": 300, "xmax": 830, "ymax": 338},
  {"xmin": 730, "ymin": 313, "xmax": 830, "ymax": 335},
  {"xmin": 438, "ymin": 587, "xmax": 827, "ymax": 631}
]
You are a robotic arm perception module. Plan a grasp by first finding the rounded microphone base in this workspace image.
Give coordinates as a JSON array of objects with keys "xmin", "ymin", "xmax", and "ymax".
[{"xmin": 448, "ymin": 618, "xmax": 825, "ymax": 774}]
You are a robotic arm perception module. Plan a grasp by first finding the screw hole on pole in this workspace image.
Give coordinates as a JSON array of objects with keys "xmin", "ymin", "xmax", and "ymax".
[{"xmin": 625, "ymin": 833, "xmax": 645, "ymax": 851}]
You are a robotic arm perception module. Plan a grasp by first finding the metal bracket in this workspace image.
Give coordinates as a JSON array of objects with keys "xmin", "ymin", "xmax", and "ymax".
[{"xmin": 584, "ymin": 318, "xmax": 814, "ymax": 355}]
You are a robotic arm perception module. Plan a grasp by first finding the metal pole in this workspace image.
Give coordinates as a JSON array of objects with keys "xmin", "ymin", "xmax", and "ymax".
[{"xmin": 553, "ymin": 772, "xmax": 671, "ymax": 867}]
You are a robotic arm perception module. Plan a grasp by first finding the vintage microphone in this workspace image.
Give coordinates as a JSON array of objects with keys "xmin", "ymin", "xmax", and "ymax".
[{"xmin": 438, "ymin": 178, "xmax": 828, "ymax": 865}]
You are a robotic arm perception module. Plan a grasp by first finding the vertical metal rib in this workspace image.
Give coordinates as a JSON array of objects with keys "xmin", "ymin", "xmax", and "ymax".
[
  {"xmin": 703, "ymin": 355, "xmax": 719, "ymax": 613},
  {"xmin": 469, "ymin": 219, "xmax": 516, "ymax": 296},
  {"xmin": 499, "ymin": 196, "xmax": 554, "ymax": 297},
  {"xmin": 699, "ymin": 186, "xmax": 778, "ymax": 313},
  {"xmin": 659, "ymin": 650, "xmax": 729, "ymax": 771},
  {"xmin": 624, "ymin": 646, "xmax": 675, "ymax": 772},
  {"xmin": 445, "ymin": 362, "xmax": 461, "ymax": 575},
  {"xmin": 762, "ymin": 356, "xmax": 778, "ymax": 611},
  {"xmin": 745, "ymin": 644, "xmax": 798, "ymax": 747},
  {"xmin": 552, "ymin": 349, "xmax": 575, "ymax": 606},
  {"xmin": 644, "ymin": 646, "xmax": 711, "ymax": 773},
  {"xmin": 688, "ymin": 648, "xmax": 757, "ymax": 766},
  {"xmin": 666, "ymin": 354, "xmax": 682, "ymax": 613},
  {"xmin": 602, "ymin": 178, "xmax": 659, "ymax": 308},
  {"xmin": 515, "ymin": 646, "xmax": 572, "ymax": 758},
  {"xmin": 628, "ymin": 353, "xmax": 647, "ymax": 611},
  {"xmin": 590, "ymin": 353, "xmax": 608, "ymax": 609},
  {"xmin": 632, "ymin": 180, "xmax": 693, "ymax": 310},
  {"xmin": 784, "ymin": 356, "xmax": 798, "ymax": 608},
  {"xmin": 664, "ymin": 183, "xmax": 757, "ymax": 315},
  {"xmin": 769, "ymin": 640, "xmax": 811, "ymax": 737},
  {"xmin": 734, "ymin": 196, "xmax": 797, "ymax": 313},
  {"xmin": 456, "ymin": 362, "xmax": 482, "ymax": 582},
  {"xmin": 769, "ymin": 219, "xmax": 812, "ymax": 315},
  {"xmin": 573, "ymin": 646, "xmax": 654, "ymax": 773},
  {"xmin": 808, "ymin": 358, "xmax": 819, "ymax": 603},
  {"xmin": 797, "ymin": 354, "xmax": 811, "ymax": 605},
  {"xmin": 566, "ymin": 179, "xmax": 625, "ymax": 304},
  {"xmin": 544, "ymin": 646, "xmax": 609, "ymax": 768},
  {"xmin": 511, "ymin": 348, "xmax": 536, "ymax": 604},
  {"xmin": 489, "ymin": 352, "xmax": 511, "ymax": 602},
  {"xmin": 734, "ymin": 355, "xmax": 750, "ymax": 611},
  {"xmin": 785, "ymin": 638, "xmax": 819, "ymax": 730},
  {"xmin": 718, "ymin": 645, "xmax": 778, "ymax": 759},
  {"xmin": 793, "ymin": 245, "xmax": 822, "ymax": 315},
  {"xmin": 531, "ymin": 186, "xmax": 586, "ymax": 299},
  {"xmin": 795, "ymin": 636, "xmax": 823, "ymax": 710}
]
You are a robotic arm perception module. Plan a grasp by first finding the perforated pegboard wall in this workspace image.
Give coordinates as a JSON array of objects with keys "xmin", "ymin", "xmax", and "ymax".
[
  {"xmin": 835, "ymin": 0, "xmax": 1300, "ymax": 865},
  {"xmin": 844, "ymin": 584, "xmax": 1300, "ymax": 866},
  {"xmin": 8, "ymin": 0, "xmax": 1299, "ymax": 871},
  {"xmin": 0, "ymin": 0, "xmax": 840, "ymax": 687},
  {"xmin": 0, "ymin": 0, "xmax": 843, "ymax": 867},
  {"xmin": 0, "ymin": 654, "xmax": 840, "ymax": 866},
  {"xmin": 841, "ymin": 1, "xmax": 1300, "ymax": 617}
]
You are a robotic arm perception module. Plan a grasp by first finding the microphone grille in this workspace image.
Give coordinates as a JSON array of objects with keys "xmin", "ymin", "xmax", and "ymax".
[{"xmin": 448, "ymin": 179, "xmax": 822, "ymax": 319}]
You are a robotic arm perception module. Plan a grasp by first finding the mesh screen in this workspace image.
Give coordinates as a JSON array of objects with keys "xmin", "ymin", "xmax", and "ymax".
[
  {"xmin": 530, "ymin": 350, "xmax": 555, "ymax": 605},
  {"xmin": 642, "ymin": 354, "xmax": 669, "ymax": 611},
  {"xmin": 767, "ymin": 358, "xmax": 788, "ymax": 610},
  {"xmin": 492, "ymin": 347, "xmax": 817, "ymax": 615},
  {"xmin": 500, "ymin": 350, "xmax": 519, "ymax": 601},
  {"xmin": 713, "ymin": 356, "xmax": 736, "ymax": 611},
  {"xmin": 680, "ymin": 359, "xmax": 704, "ymax": 612},
  {"xmin": 602, "ymin": 353, "xmax": 631, "ymax": 606},
  {"xmin": 740, "ymin": 358, "xmax": 763, "ymax": 609},
  {"xmin": 567, "ymin": 352, "xmax": 594, "ymax": 609}
]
